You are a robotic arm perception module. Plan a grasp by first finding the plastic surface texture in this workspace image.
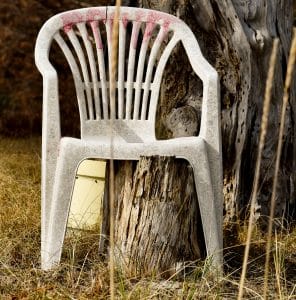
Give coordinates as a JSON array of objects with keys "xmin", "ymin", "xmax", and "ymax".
[{"xmin": 35, "ymin": 6, "xmax": 223, "ymax": 271}]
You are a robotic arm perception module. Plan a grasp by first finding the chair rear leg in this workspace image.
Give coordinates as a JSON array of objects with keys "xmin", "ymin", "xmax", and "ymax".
[
  {"xmin": 188, "ymin": 153, "xmax": 222, "ymax": 270},
  {"xmin": 41, "ymin": 151, "xmax": 81, "ymax": 270}
]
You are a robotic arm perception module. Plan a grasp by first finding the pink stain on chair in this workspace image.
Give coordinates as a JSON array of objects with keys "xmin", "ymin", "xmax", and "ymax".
[
  {"xmin": 131, "ymin": 22, "xmax": 141, "ymax": 49},
  {"xmin": 163, "ymin": 19, "xmax": 171, "ymax": 31},
  {"xmin": 61, "ymin": 9, "xmax": 106, "ymax": 33},
  {"xmin": 147, "ymin": 10, "xmax": 181, "ymax": 28},
  {"xmin": 135, "ymin": 10, "xmax": 146, "ymax": 22},
  {"xmin": 156, "ymin": 20, "xmax": 170, "ymax": 42},
  {"xmin": 144, "ymin": 11, "xmax": 177, "ymax": 43},
  {"xmin": 147, "ymin": 11, "xmax": 162, "ymax": 24},
  {"xmin": 61, "ymin": 12, "xmax": 84, "ymax": 33},
  {"xmin": 143, "ymin": 22, "xmax": 156, "ymax": 42},
  {"xmin": 121, "ymin": 14, "xmax": 129, "ymax": 28},
  {"xmin": 107, "ymin": 11, "xmax": 115, "ymax": 24},
  {"xmin": 86, "ymin": 8, "xmax": 106, "ymax": 22},
  {"xmin": 90, "ymin": 21, "xmax": 103, "ymax": 49}
]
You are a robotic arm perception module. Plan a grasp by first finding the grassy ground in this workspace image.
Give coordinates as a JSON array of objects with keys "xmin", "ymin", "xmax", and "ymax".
[{"xmin": 0, "ymin": 137, "xmax": 295, "ymax": 299}]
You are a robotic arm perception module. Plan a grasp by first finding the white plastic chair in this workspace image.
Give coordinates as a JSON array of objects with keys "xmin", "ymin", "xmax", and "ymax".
[{"xmin": 35, "ymin": 6, "xmax": 223, "ymax": 271}]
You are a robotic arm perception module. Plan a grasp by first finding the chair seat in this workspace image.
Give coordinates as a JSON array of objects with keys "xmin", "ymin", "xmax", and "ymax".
[
  {"xmin": 59, "ymin": 135, "xmax": 206, "ymax": 162},
  {"xmin": 82, "ymin": 119, "xmax": 156, "ymax": 143},
  {"xmin": 42, "ymin": 135, "xmax": 222, "ymax": 271}
]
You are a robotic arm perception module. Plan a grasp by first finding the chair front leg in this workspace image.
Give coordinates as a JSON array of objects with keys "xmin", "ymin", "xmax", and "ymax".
[{"xmin": 42, "ymin": 148, "xmax": 81, "ymax": 270}]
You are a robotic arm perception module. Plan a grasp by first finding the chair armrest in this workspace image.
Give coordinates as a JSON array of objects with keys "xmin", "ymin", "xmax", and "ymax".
[
  {"xmin": 42, "ymin": 72, "xmax": 61, "ymax": 160},
  {"xmin": 200, "ymin": 72, "xmax": 221, "ymax": 155},
  {"xmin": 181, "ymin": 28, "xmax": 221, "ymax": 156},
  {"xmin": 35, "ymin": 22, "xmax": 61, "ymax": 149}
]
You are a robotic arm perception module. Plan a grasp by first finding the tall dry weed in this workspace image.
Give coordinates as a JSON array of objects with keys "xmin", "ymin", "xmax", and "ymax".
[{"xmin": 238, "ymin": 39, "xmax": 279, "ymax": 300}]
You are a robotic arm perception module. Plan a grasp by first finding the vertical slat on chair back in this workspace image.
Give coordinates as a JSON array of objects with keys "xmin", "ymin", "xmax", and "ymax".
[{"xmin": 52, "ymin": 7, "xmax": 182, "ymax": 125}]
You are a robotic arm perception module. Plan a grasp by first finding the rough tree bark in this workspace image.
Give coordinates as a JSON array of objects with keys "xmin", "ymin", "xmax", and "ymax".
[
  {"xmin": 112, "ymin": 157, "xmax": 203, "ymax": 276},
  {"xmin": 109, "ymin": 0, "xmax": 295, "ymax": 273}
]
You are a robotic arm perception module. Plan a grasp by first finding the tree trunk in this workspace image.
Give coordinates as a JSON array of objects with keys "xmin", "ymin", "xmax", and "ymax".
[
  {"xmin": 112, "ymin": 157, "xmax": 202, "ymax": 276},
  {"xmin": 134, "ymin": 0, "xmax": 295, "ymax": 223},
  {"xmin": 109, "ymin": 0, "xmax": 295, "ymax": 273}
]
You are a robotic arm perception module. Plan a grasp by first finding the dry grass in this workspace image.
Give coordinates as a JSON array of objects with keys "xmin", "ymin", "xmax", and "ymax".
[{"xmin": 0, "ymin": 137, "xmax": 296, "ymax": 299}]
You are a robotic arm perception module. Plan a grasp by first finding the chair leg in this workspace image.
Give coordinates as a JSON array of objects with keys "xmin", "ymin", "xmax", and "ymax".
[
  {"xmin": 188, "ymin": 152, "xmax": 222, "ymax": 270},
  {"xmin": 41, "ymin": 150, "xmax": 58, "ymax": 264},
  {"xmin": 41, "ymin": 150, "xmax": 81, "ymax": 270}
]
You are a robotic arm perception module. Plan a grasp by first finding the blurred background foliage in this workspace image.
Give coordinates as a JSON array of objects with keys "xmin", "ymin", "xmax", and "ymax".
[{"xmin": 0, "ymin": 0, "xmax": 109, "ymax": 137}]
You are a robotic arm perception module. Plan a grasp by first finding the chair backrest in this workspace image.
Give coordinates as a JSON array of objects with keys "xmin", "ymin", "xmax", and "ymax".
[{"xmin": 35, "ymin": 7, "xmax": 218, "ymax": 142}]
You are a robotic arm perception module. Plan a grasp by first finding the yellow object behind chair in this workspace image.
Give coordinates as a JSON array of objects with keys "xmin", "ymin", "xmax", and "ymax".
[{"xmin": 68, "ymin": 160, "xmax": 106, "ymax": 230}]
